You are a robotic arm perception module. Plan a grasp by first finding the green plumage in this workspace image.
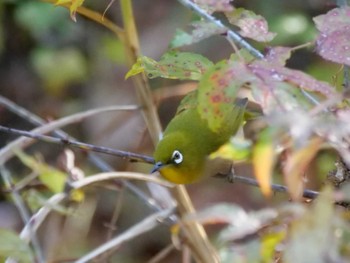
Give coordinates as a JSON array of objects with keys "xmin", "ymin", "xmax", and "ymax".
[{"xmin": 153, "ymin": 97, "xmax": 248, "ymax": 184}]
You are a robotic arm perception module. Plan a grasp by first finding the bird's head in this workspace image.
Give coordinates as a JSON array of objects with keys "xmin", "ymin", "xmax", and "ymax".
[{"xmin": 152, "ymin": 132, "xmax": 204, "ymax": 184}]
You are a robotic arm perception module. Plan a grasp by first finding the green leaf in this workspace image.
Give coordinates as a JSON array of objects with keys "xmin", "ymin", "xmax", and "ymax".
[
  {"xmin": 170, "ymin": 21, "xmax": 226, "ymax": 48},
  {"xmin": 261, "ymin": 232, "xmax": 286, "ymax": 263},
  {"xmin": 31, "ymin": 47, "xmax": 88, "ymax": 96},
  {"xmin": 16, "ymin": 151, "xmax": 67, "ymax": 193},
  {"xmin": 24, "ymin": 189, "xmax": 71, "ymax": 214},
  {"xmin": 126, "ymin": 51, "xmax": 213, "ymax": 80},
  {"xmin": 209, "ymin": 137, "xmax": 252, "ymax": 161},
  {"xmin": 0, "ymin": 229, "xmax": 34, "ymax": 263}
]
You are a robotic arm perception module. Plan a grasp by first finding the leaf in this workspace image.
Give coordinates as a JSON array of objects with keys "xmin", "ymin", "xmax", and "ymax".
[
  {"xmin": 265, "ymin": 46, "xmax": 292, "ymax": 66},
  {"xmin": 16, "ymin": 151, "xmax": 67, "ymax": 193},
  {"xmin": 226, "ymin": 8, "xmax": 276, "ymax": 42},
  {"xmin": 170, "ymin": 21, "xmax": 226, "ymax": 48},
  {"xmin": 185, "ymin": 203, "xmax": 245, "ymax": 225},
  {"xmin": 219, "ymin": 239, "xmax": 261, "ymax": 263},
  {"xmin": 125, "ymin": 51, "xmax": 213, "ymax": 80},
  {"xmin": 24, "ymin": 189, "xmax": 71, "ymax": 214},
  {"xmin": 261, "ymin": 232, "xmax": 286, "ymax": 263},
  {"xmin": 313, "ymin": 7, "xmax": 350, "ymax": 65},
  {"xmin": 31, "ymin": 48, "xmax": 88, "ymax": 96},
  {"xmin": 252, "ymin": 129, "xmax": 275, "ymax": 197},
  {"xmin": 283, "ymin": 137, "xmax": 323, "ymax": 200},
  {"xmin": 197, "ymin": 59, "xmax": 252, "ymax": 132},
  {"xmin": 185, "ymin": 203, "xmax": 277, "ymax": 240},
  {"xmin": 194, "ymin": 0, "xmax": 233, "ymax": 14},
  {"xmin": 253, "ymin": 81, "xmax": 314, "ymax": 113},
  {"xmin": 248, "ymin": 60, "xmax": 336, "ymax": 98},
  {"xmin": 209, "ymin": 137, "xmax": 252, "ymax": 161},
  {"xmin": 218, "ymin": 209, "xmax": 277, "ymax": 243},
  {"xmin": 55, "ymin": 0, "xmax": 85, "ymax": 22},
  {"xmin": 0, "ymin": 229, "xmax": 34, "ymax": 263},
  {"xmin": 283, "ymin": 186, "xmax": 339, "ymax": 263}
]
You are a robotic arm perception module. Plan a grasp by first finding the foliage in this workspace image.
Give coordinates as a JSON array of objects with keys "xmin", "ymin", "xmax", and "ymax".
[{"xmin": 1, "ymin": 0, "xmax": 350, "ymax": 262}]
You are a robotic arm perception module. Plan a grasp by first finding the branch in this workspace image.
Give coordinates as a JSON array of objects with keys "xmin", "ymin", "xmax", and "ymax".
[
  {"xmin": 227, "ymin": 173, "xmax": 319, "ymax": 199},
  {"xmin": 0, "ymin": 95, "xmax": 163, "ymax": 215},
  {"xmin": 0, "ymin": 105, "xmax": 139, "ymax": 164},
  {"xmin": 176, "ymin": 0, "xmax": 323, "ymax": 107},
  {"xmin": 176, "ymin": 0, "xmax": 264, "ymax": 59},
  {"xmin": 70, "ymin": 172, "xmax": 173, "ymax": 189},
  {"xmin": 0, "ymin": 125, "xmax": 154, "ymax": 164}
]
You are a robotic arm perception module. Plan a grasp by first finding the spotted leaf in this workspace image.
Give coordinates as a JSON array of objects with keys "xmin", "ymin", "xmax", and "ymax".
[
  {"xmin": 226, "ymin": 8, "xmax": 276, "ymax": 42},
  {"xmin": 314, "ymin": 7, "xmax": 350, "ymax": 66},
  {"xmin": 126, "ymin": 51, "xmax": 213, "ymax": 80},
  {"xmin": 197, "ymin": 59, "xmax": 253, "ymax": 132}
]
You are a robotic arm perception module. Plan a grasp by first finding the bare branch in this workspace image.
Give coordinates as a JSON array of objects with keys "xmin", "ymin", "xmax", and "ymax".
[
  {"xmin": 0, "ymin": 125, "xmax": 154, "ymax": 164},
  {"xmin": 0, "ymin": 95, "xmax": 163, "ymax": 214},
  {"xmin": 0, "ymin": 105, "xmax": 139, "ymax": 164},
  {"xmin": 226, "ymin": 173, "xmax": 319, "ymax": 199},
  {"xmin": 70, "ymin": 172, "xmax": 174, "ymax": 189}
]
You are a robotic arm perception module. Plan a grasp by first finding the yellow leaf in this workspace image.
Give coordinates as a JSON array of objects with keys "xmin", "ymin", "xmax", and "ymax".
[
  {"xmin": 55, "ymin": 0, "xmax": 85, "ymax": 22},
  {"xmin": 252, "ymin": 130, "xmax": 274, "ymax": 197},
  {"xmin": 284, "ymin": 137, "xmax": 323, "ymax": 200}
]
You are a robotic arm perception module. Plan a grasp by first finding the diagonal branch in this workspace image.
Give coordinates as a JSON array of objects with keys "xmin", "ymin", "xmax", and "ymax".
[{"xmin": 176, "ymin": 0, "xmax": 264, "ymax": 59}]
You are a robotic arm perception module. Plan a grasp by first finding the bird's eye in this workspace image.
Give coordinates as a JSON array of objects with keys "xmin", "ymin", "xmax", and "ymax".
[{"xmin": 171, "ymin": 150, "xmax": 183, "ymax": 164}]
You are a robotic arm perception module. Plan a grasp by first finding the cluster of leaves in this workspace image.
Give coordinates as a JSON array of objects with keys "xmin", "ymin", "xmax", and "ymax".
[
  {"xmin": 127, "ymin": 4, "xmax": 350, "ymax": 198},
  {"xmin": 126, "ymin": 1, "xmax": 350, "ymax": 262},
  {"xmin": 180, "ymin": 186, "xmax": 350, "ymax": 263},
  {"xmin": 3, "ymin": 0, "xmax": 350, "ymax": 262}
]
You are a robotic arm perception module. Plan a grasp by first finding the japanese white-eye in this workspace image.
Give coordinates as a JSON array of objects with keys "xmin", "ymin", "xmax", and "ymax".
[{"xmin": 152, "ymin": 97, "xmax": 248, "ymax": 184}]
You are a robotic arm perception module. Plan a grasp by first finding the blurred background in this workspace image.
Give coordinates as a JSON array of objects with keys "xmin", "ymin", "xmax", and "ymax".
[{"xmin": 0, "ymin": 0, "xmax": 341, "ymax": 262}]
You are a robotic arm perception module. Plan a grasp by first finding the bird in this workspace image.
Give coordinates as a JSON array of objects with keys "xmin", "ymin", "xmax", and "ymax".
[{"xmin": 152, "ymin": 93, "xmax": 248, "ymax": 184}]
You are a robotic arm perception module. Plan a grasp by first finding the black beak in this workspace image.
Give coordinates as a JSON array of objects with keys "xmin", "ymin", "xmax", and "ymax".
[{"xmin": 151, "ymin": 161, "xmax": 164, "ymax": 173}]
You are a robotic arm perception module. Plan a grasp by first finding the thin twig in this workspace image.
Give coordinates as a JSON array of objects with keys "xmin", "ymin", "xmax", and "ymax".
[
  {"xmin": 227, "ymin": 173, "xmax": 319, "ymax": 199},
  {"xmin": 1, "ymin": 165, "xmax": 45, "ymax": 263},
  {"xmin": 147, "ymin": 243, "xmax": 176, "ymax": 263},
  {"xmin": 70, "ymin": 172, "xmax": 174, "ymax": 189},
  {"xmin": 0, "ymin": 105, "xmax": 140, "ymax": 164},
  {"xmin": 105, "ymin": 187, "xmax": 124, "ymax": 242},
  {"xmin": 19, "ymin": 193, "xmax": 67, "ymax": 243},
  {"xmin": 75, "ymin": 208, "xmax": 174, "ymax": 263},
  {"xmin": 0, "ymin": 125, "xmax": 154, "ymax": 164},
  {"xmin": 0, "ymin": 95, "xmax": 163, "ymax": 214}
]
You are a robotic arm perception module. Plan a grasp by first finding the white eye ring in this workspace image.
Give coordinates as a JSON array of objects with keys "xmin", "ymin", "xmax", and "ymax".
[{"xmin": 172, "ymin": 150, "xmax": 183, "ymax": 164}]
